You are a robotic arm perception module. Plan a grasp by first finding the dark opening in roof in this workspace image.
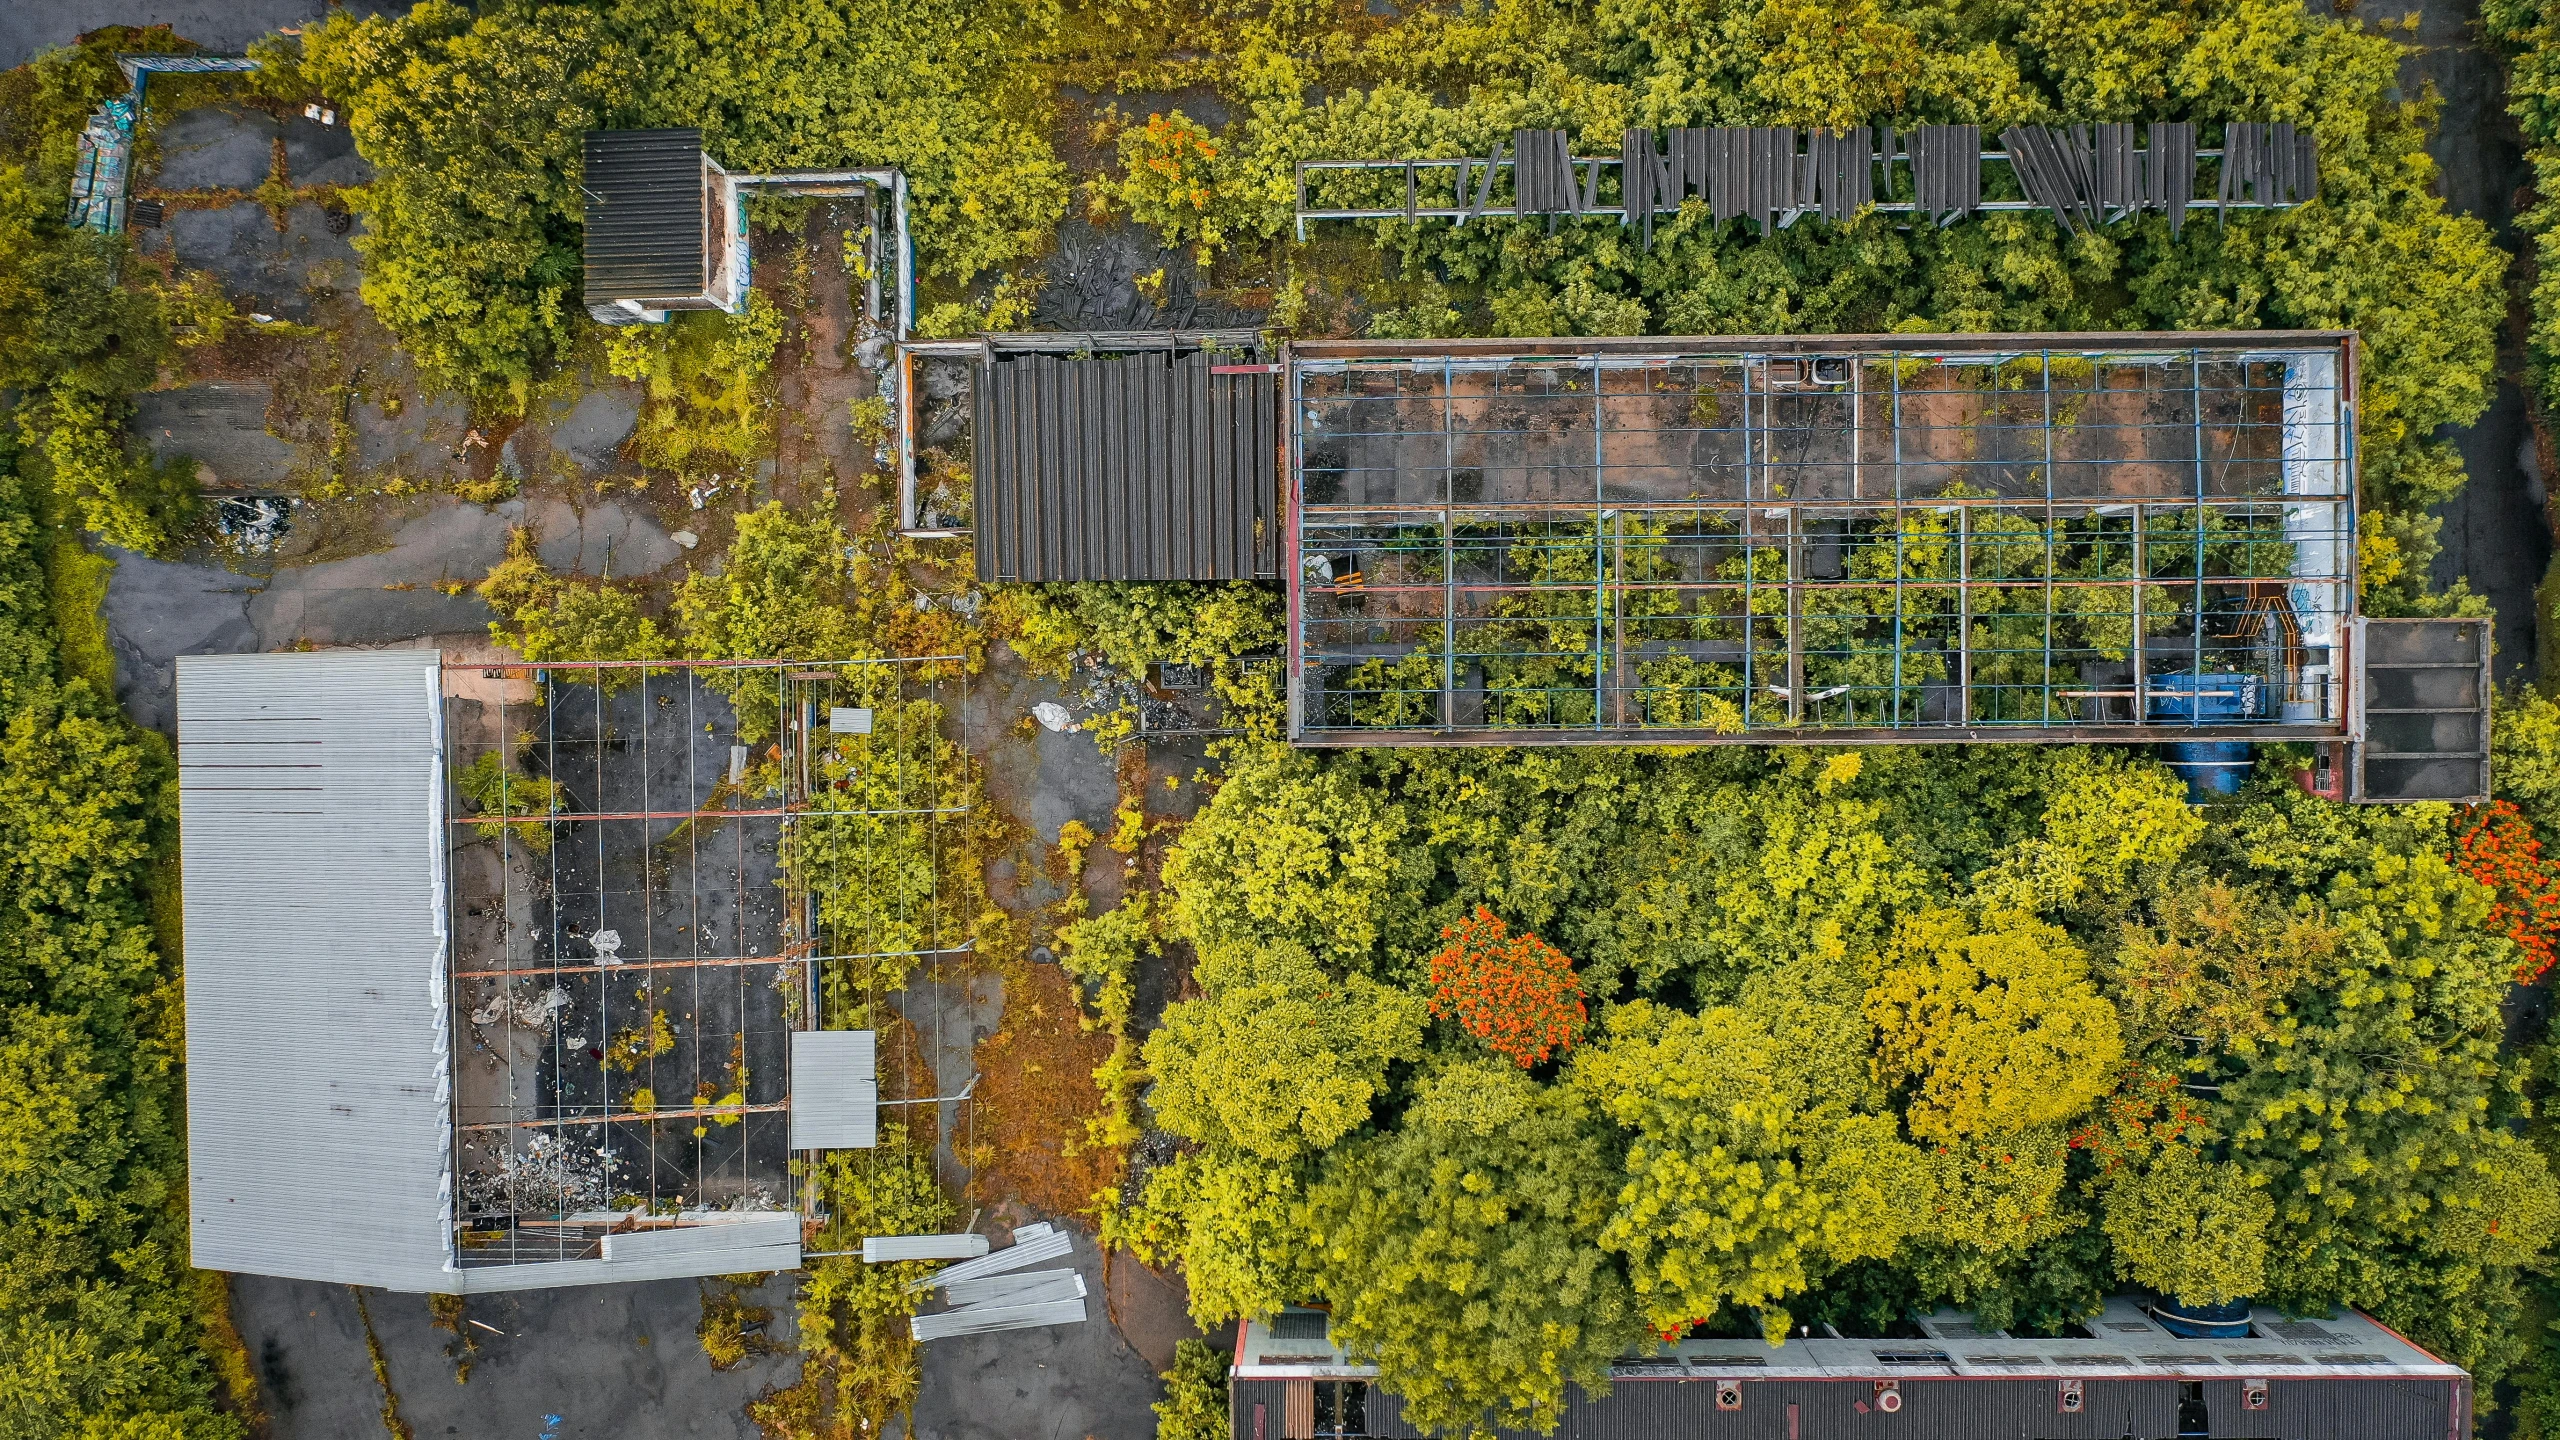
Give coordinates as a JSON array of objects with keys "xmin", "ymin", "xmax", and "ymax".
[{"xmin": 583, "ymin": 129, "xmax": 707, "ymax": 302}]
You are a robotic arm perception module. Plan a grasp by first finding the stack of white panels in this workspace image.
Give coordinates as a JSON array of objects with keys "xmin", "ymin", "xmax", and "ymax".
[{"xmin": 907, "ymin": 1222, "xmax": 1089, "ymax": 1340}]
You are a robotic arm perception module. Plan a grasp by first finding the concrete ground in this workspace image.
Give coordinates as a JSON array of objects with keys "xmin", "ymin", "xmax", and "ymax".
[
  {"xmin": 2407, "ymin": 0, "xmax": 2553, "ymax": 680},
  {"xmin": 230, "ymin": 1272, "xmax": 803, "ymax": 1440},
  {"xmin": 104, "ymin": 495, "xmax": 679, "ymax": 732},
  {"xmin": 901, "ymin": 1221, "xmax": 1166, "ymax": 1440}
]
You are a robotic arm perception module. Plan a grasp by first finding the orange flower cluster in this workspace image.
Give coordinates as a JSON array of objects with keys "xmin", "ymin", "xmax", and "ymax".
[
  {"xmin": 2451, "ymin": 800, "xmax": 2560, "ymax": 983},
  {"xmin": 1136, "ymin": 114, "xmax": 1217, "ymax": 213},
  {"xmin": 2067, "ymin": 1068, "xmax": 2208, "ymax": 1175},
  {"xmin": 1426, "ymin": 906, "xmax": 1588, "ymax": 1068}
]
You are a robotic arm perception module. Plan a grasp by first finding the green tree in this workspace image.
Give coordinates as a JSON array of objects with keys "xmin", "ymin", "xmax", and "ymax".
[
  {"xmin": 1153, "ymin": 1338, "xmax": 1232, "ymax": 1440},
  {"xmin": 298, "ymin": 2, "xmax": 634, "ymax": 400},
  {"xmin": 1144, "ymin": 938, "xmax": 1425, "ymax": 1162},
  {"xmin": 1570, "ymin": 1000, "xmax": 1926, "ymax": 1337},
  {"xmin": 2100, "ymin": 1144, "xmax": 2275, "ymax": 1306},
  {"xmin": 1306, "ymin": 1060, "xmax": 1639, "ymax": 1438},
  {"xmin": 1115, "ymin": 1147, "xmax": 1317, "ymax": 1327}
]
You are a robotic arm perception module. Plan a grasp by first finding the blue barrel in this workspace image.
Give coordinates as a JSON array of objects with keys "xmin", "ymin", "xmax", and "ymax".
[
  {"xmin": 2161, "ymin": 741, "xmax": 2252, "ymax": 801},
  {"xmin": 2152, "ymin": 1298, "xmax": 2254, "ymax": 1339}
]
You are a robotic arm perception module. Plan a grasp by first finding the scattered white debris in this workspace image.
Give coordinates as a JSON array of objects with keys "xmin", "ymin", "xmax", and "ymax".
[
  {"xmin": 670, "ymin": 529, "xmax": 698, "ymax": 549},
  {"xmin": 469, "ymin": 984, "xmax": 572, "ymax": 1031},
  {"xmin": 1032, "ymin": 702, "xmax": 1074, "ymax": 733},
  {"xmin": 591, "ymin": 929, "xmax": 622, "ymax": 963}
]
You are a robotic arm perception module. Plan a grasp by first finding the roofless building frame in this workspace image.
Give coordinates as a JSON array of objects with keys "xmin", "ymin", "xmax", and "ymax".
[{"xmin": 1283, "ymin": 331, "xmax": 2366, "ymax": 747}]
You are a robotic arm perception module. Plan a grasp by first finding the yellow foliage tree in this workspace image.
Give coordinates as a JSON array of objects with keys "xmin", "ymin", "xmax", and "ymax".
[{"xmin": 1866, "ymin": 908, "xmax": 2123, "ymax": 1141}]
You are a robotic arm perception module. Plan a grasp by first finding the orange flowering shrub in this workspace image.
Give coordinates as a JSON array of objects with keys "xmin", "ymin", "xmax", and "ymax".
[
  {"xmin": 1426, "ymin": 907, "xmax": 1588, "ymax": 1067},
  {"xmin": 1110, "ymin": 110, "xmax": 1233, "ymax": 259},
  {"xmin": 2451, "ymin": 800, "xmax": 2560, "ymax": 983}
]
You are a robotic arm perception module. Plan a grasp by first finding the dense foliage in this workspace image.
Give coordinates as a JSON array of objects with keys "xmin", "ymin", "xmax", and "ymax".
[
  {"xmin": 282, "ymin": 0, "xmax": 1065, "ymax": 400},
  {"xmin": 1081, "ymin": 0, "xmax": 2499, "ymax": 615},
  {"xmin": 0, "ymin": 30, "xmax": 207, "ymax": 553},
  {"xmin": 0, "ymin": 429, "xmax": 234, "ymax": 1438},
  {"xmin": 1122, "ymin": 741, "xmax": 2560, "ymax": 1434},
  {"xmin": 2489, "ymin": 0, "xmax": 2560, "ymax": 414}
]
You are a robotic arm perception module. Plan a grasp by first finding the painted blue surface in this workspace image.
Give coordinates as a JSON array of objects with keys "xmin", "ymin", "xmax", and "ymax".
[
  {"xmin": 2152, "ymin": 1298, "xmax": 2254, "ymax": 1339},
  {"xmin": 2163, "ymin": 740, "xmax": 2254, "ymax": 800}
]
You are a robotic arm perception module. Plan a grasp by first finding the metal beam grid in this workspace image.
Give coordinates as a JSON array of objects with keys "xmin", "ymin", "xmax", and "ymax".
[
  {"xmin": 1284, "ymin": 333, "xmax": 2356, "ymax": 746},
  {"xmin": 440, "ymin": 656, "xmax": 970, "ymax": 1267},
  {"xmin": 1290, "ymin": 123, "xmax": 2311, "ymax": 239}
]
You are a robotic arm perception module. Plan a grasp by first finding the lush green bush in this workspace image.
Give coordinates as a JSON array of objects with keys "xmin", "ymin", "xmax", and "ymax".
[
  {"xmin": 282, "ymin": 0, "xmax": 1068, "ymax": 401},
  {"xmin": 1153, "ymin": 1337, "xmax": 1232, "ymax": 1440},
  {"xmin": 294, "ymin": 1, "xmax": 634, "ymax": 404}
]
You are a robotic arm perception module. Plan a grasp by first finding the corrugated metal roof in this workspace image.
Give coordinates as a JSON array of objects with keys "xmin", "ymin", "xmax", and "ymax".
[
  {"xmin": 599, "ymin": 1213, "xmax": 801, "ymax": 1263},
  {"xmin": 583, "ymin": 129, "xmax": 708, "ymax": 302},
  {"xmin": 181, "ymin": 650, "xmax": 457, "ymax": 1291},
  {"xmin": 973, "ymin": 346, "xmax": 1280, "ymax": 582},
  {"xmin": 790, "ymin": 1030, "xmax": 877, "ymax": 1149},
  {"xmin": 905, "ymin": 1224, "xmax": 1071, "ymax": 1292},
  {"xmin": 911, "ymin": 1296, "xmax": 1089, "ymax": 1340}
]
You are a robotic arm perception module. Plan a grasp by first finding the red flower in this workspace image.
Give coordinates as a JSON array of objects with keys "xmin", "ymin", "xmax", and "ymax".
[
  {"xmin": 1427, "ymin": 906, "xmax": 1589, "ymax": 1068},
  {"xmin": 2451, "ymin": 801, "xmax": 2560, "ymax": 984}
]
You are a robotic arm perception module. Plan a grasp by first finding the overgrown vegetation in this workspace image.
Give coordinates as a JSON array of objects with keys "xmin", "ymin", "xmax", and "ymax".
[
  {"xmin": 0, "ymin": 29, "xmax": 242, "ymax": 1440},
  {"xmin": 275, "ymin": 0, "xmax": 1065, "ymax": 403},
  {"xmin": 1120, "ymin": 741, "xmax": 2558, "ymax": 1435},
  {"xmin": 1072, "ymin": 0, "xmax": 2498, "ymax": 618}
]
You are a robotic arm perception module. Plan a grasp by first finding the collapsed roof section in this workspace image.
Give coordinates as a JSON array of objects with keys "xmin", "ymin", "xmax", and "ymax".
[{"xmin": 179, "ymin": 651, "xmax": 967, "ymax": 1292}]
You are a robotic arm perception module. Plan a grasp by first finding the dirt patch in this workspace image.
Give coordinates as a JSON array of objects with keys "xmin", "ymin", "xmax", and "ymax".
[{"xmin": 967, "ymin": 960, "xmax": 1120, "ymax": 1221}]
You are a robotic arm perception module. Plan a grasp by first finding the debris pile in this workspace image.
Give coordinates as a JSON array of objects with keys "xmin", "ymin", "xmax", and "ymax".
[{"xmin": 902, "ymin": 1222, "xmax": 1088, "ymax": 1340}]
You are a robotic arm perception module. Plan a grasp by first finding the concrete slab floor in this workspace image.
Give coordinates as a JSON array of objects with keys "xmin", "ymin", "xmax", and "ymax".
[
  {"xmin": 229, "ymin": 1272, "xmax": 801, "ymax": 1440},
  {"xmin": 133, "ymin": 380, "xmax": 300, "ymax": 488},
  {"xmin": 102, "ymin": 494, "xmax": 687, "ymax": 732},
  {"xmin": 141, "ymin": 201, "xmax": 363, "ymax": 322},
  {"xmin": 150, "ymin": 103, "xmax": 277, "ymax": 191},
  {"xmin": 901, "ymin": 1220, "xmax": 1167, "ymax": 1440}
]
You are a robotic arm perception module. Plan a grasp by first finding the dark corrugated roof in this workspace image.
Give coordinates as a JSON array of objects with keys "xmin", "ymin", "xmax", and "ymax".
[
  {"xmin": 582, "ymin": 129, "xmax": 706, "ymax": 302},
  {"xmin": 1239, "ymin": 1374, "xmax": 2467, "ymax": 1440},
  {"xmin": 973, "ymin": 348, "xmax": 1279, "ymax": 582}
]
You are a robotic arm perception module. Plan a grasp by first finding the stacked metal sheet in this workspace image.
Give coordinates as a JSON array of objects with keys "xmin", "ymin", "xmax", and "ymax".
[
  {"xmin": 2001, "ymin": 122, "xmax": 2204, "ymax": 236},
  {"xmin": 906, "ymin": 1222, "xmax": 1090, "ymax": 1340},
  {"xmin": 863, "ymin": 1233, "xmax": 988, "ymax": 1263},
  {"xmin": 1910, "ymin": 124, "xmax": 1982, "ymax": 223}
]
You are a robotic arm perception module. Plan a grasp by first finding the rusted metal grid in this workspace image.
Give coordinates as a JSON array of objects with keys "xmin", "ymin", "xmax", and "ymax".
[
  {"xmin": 440, "ymin": 656, "xmax": 970, "ymax": 1267},
  {"xmin": 1285, "ymin": 332, "xmax": 2357, "ymax": 746}
]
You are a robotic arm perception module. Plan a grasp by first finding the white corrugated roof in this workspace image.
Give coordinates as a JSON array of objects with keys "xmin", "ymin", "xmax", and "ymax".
[
  {"xmin": 790, "ymin": 1030, "xmax": 878, "ymax": 1148},
  {"xmin": 181, "ymin": 651, "xmax": 457, "ymax": 1290}
]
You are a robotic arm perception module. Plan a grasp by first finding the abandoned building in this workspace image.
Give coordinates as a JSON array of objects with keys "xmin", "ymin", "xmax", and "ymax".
[
  {"xmin": 1228, "ymin": 1299, "xmax": 2470, "ymax": 1440},
  {"xmin": 178, "ymin": 649, "xmax": 963, "ymax": 1291}
]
